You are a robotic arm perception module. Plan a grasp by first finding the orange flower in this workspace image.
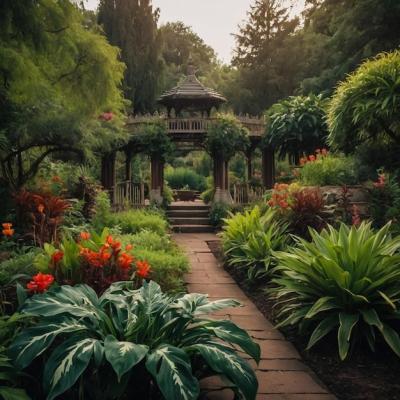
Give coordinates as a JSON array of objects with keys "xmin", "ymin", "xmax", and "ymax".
[
  {"xmin": 2, "ymin": 223, "xmax": 12, "ymax": 230},
  {"xmin": 27, "ymin": 273, "xmax": 54, "ymax": 293},
  {"xmin": 136, "ymin": 260, "xmax": 151, "ymax": 279},
  {"xmin": 125, "ymin": 244, "xmax": 133, "ymax": 251},
  {"xmin": 37, "ymin": 204, "xmax": 45, "ymax": 213},
  {"xmin": 118, "ymin": 252, "xmax": 134, "ymax": 270},
  {"xmin": 80, "ymin": 232, "xmax": 91, "ymax": 241},
  {"xmin": 51, "ymin": 250, "xmax": 64, "ymax": 264},
  {"xmin": 2, "ymin": 222, "xmax": 14, "ymax": 237},
  {"xmin": 106, "ymin": 235, "xmax": 114, "ymax": 245}
]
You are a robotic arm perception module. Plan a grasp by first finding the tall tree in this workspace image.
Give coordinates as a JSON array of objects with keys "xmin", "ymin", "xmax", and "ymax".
[
  {"xmin": 0, "ymin": 0, "xmax": 126, "ymax": 190},
  {"xmin": 232, "ymin": 0, "xmax": 300, "ymax": 113},
  {"xmin": 299, "ymin": 0, "xmax": 400, "ymax": 94},
  {"xmin": 98, "ymin": 0, "xmax": 164, "ymax": 114}
]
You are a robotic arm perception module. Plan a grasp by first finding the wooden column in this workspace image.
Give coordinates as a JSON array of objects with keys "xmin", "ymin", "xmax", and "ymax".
[
  {"xmin": 246, "ymin": 149, "xmax": 253, "ymax": 181},
  {"xmin": 125, "ymin": 149, "xmax": 132, "ymax": 182},
  {"xmin": 262, "ymin": 146, "xmax": 275, "ymax": 189},
  {"xmin": 150, "ymin": 156, "xmax": 164, "ymax": 204},
  {"xmin": 212, "ymin": 154, "xmax": 233, "ymax": 203},
  {"xmin": 101, "ymin": 151, "xmax": 116, "ymax": 201}
]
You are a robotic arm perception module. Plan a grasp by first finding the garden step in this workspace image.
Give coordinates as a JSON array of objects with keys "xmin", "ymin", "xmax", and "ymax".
[
  {"xmin": 170, "ymin": 217, "xmax": 211, "ymax": 226},
  {"xmin": 167, "ymin": 209, "xmax": 210, "ymax": 218},
  {"xmin": 168, "ymin": 205, "xmax": 209, "ymax": 211},
  {"xmin": 172, "ymin": 225, "xmax": 215, "ymax": 233}
]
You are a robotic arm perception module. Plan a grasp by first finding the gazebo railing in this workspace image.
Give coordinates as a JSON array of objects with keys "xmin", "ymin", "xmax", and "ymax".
[
  {"xmin": 114, "ymin": 181, "xmax": 145, "ymax": 209},
  {"xmin": 232, "ymin": 183, "xmax": 266, "ymax": 204},
  {"xmin": 126, "ymin": 115, "xmax": 265, "ymax": 136}
]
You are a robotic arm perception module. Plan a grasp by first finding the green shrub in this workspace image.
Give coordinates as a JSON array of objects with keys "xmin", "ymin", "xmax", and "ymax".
[
  {"xmin": 209, "ymin": 202, "xmax": 229, "ymax": 227},
  {"xmin": 0, "ymin": 250, "xmax": 39, "ymax": 286},
  {"xmin": 134, "ymin": 247, "xmax": 189, "ymax": 292},
  {"xmin": 10, "ymin": 282, "xmax": 259, "ymax": 400},
  {"xmin": 91, "ymin": 190, "xmax": 114, "ymax": 231},
  {"xmin": 299, "ymin": 154, "xmax": 357, "ymax": 186},
  {"xmin": 165, "ymin": 166, "xmax": 206, "ymax": 191},
  {"xmin": 120, "ymin": 230, "xmax": 173, "ymax": 252},
  {"xmin": 271, "ymin": 222, "xmax": 400, "ymax": 360},
  {"xmin": 162, "ymin": 182, "xmax": 174, "ymax": 207},
  {"xmin": 200, "ymin": 187, "xmax": 215, "ymax": 204},
  {"xmin": 221, "ymin": 206, "xmax": 289, "ymax": 282},
  {"xmin": 112, "ymin": 209, "xmax": 169, "ymax": 235}
]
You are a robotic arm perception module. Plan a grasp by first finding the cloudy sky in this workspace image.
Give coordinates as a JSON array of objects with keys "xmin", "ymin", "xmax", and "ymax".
[{"xmin": 85, "ymin": 0, "xmax": 305, "ymax": 63}]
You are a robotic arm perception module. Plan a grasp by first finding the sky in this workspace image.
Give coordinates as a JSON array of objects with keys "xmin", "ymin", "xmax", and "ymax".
[{"xmin": 85, "ymin": 0, "xmax": 305, "ymax": 63}]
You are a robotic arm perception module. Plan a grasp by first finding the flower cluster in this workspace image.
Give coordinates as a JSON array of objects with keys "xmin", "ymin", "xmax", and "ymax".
[
  {"xmin": 27, "ymin": 273, "xmax": 54, "ymax": 294},
  {"xmin": 299, "ymin": 148, "xmax": 329, "ymax": 166},
  {"xmin": 43, "ymin": 231, "xmax": 151, "ymax": 295},
  {"xmin": 267, "ymin": 183, "xmax": 294, "ymax": 210},
  {"xmin": 99, "ymin": 112, "xmax": 114, "ymax": 121},
  {"xmin": 373, "ymin": 173, "xmax": 386, "ymax": 188},
  {"xmin": 2, "ymin": 222, "xmax": 14, "ymax": 237}
]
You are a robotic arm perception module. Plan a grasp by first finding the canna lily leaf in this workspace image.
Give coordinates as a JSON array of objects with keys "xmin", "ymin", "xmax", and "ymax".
[
  {"xmin": 338, "ymin": 313, "xmax": 359, "ymax": 360},
  {"xmin": 307, "ymin": 314, "xmax": 339, "ymax": 350}
]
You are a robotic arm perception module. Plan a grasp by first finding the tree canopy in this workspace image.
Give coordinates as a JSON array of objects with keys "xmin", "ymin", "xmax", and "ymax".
[
  {"xmin": 0, "ymin": 0, "xmax": 126, "ymax": 189},
  {"xmin": 264, "ymin": 95, "xmax": 328, "ymax": 164},
  {"xmin": 328, "ymin": 51, "xmax": 400, "ymax": 153},
  {"xmin": 98, "ymin": 0, "xmax": 163, "ymax": 114}
]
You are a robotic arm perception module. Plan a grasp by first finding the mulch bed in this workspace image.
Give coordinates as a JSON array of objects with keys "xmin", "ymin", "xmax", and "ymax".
[{"xmin": 207, "ymin": 240, "xmax": 400, "ymax": 400}]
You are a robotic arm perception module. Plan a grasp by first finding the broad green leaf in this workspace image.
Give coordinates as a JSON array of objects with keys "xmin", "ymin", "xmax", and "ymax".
[
  {"xmin": 305, "ymin": 297, "xmax": 338, "ymax": 319},
  {"xmin": 361, "ymin": 308, "xmax": 383, "ymax": 330},
  {"xmin": 9, "ymin": 320, "xmax": 89, "ymax": 369},
  {"xmin": 146, "ymin": 345, "xmax": 199, "ymax": 400},
  {"xmin": 104, "ymin": 335, "xmax": 148, "ymax": 381},
  {"xmin": 194, "ymin": 299, "xmax": 241, "ymax": 315},
  {"xmin": 380, "ymin": 323, "xmax": 400, "ymax": 357},
  {"xmin": 187, "ymin": 320, "xmax": 260, "ymax": 362},
  {"xmin": 338, "ymin": 313, "xmax": 359, "ymax": 360},
  {"xmin": 188, "ymin": 342, "xmax": 257, "ymax": 400},
  {"xmin": 0, "ymin": 387, "xmax": 31, "ymax": 400},
  {"xmin": 44, "ymin": 337, "xmax": 100, "ymax": 400},
  {"xmin": 307, "ymin": 314, "xmax": 339, "ymax": 350}
]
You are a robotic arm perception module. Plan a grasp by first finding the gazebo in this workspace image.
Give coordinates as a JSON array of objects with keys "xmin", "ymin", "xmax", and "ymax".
[{"xmin": 101, "ymin": 61, "xmax": 275, "ymax": 206}]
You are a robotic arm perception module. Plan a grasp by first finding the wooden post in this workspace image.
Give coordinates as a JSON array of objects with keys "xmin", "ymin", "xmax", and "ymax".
[
  {"xmin": 125, "ymin": 149, "xmax": 132, "ymax": 182},
  {"xmin": 262, "ymin": 146, "xmax": 275, "ymax": 189},
  {"xmin": 101, "ymin": 151, "xmax": 116, "ymax": 202},
  {"xmin": 212, "ymin": 154, "xmax": 233, "ymax": 203},
  {"xmin": 150, "ymin": 156, "xmax": 164, "ymax": 204},
  {"xmin": 246, "ymin": 150, "xmax": 253, "ymax": 181}
]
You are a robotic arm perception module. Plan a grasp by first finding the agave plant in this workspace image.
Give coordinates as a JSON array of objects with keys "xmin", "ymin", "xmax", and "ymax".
[
  {"xmin": 270, "ymin": 222, "xmax": 400, "ymax": 360},
  {"xmin": 221, "ymin": 206, "xmax": 289, "ymax": 282},
  {"xmin": 9, "ymin": 281, "xmax": 259, "ymax": 400}
]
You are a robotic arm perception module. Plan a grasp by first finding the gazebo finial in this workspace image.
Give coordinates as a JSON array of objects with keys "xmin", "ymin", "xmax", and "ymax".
[{"xmin": 187, "ymin": 56, "xmax": 196, "ymax": 76}]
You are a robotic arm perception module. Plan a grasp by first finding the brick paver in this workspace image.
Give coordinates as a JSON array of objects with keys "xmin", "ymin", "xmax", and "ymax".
[{"xmin": 174, "ymin": 232, "xmax": 336, "ymax": 400}]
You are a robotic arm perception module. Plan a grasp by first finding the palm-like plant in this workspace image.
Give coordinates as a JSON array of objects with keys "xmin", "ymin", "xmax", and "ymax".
[
  {"xmin": 9, "ymin": 281, "xmax": 260, "ymax": 400},
  {"xmin": 221, "ymin": 207, "xmax": 289, "ymax": 282},
  {"xmin": 270, "ymin": 222, "xmax": 400, "ymax": 360}
]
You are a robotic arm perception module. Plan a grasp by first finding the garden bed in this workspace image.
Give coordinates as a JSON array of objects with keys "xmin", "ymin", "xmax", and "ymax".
[{"xmin": 207, "ymin": 240, "xmax": 400, "ymax": 400}]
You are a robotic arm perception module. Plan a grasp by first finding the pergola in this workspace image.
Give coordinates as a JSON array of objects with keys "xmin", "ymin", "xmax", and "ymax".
[{"xmin": 100, "ymin": 61, "xmax": 275, "ymax": 205}]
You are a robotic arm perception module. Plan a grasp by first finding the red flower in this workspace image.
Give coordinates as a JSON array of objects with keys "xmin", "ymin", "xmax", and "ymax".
[
  {"xmin": 136, "ymin": 260, "xmax": 151, "ymax": 279},
  {"xmin": 118, "ymin": 252, "xmax": 134, "ymax": 270},
  {"xmin": 2, "ymin": 222, "xmax": 14, "ymax": 237},
  {"xmin": 51, "ymin": 250, "xmax": 64, "ymax": 264},
  {"xmin": 125, "ymin": 244, "xmax": 133, "ymax": 251},
  {"xmin": 27, "ymin": 272, "xmax": 54, "ymax": 293},
  {"xmin": 308, "ymin": 155, "xmax": 316, "ymax": 162},
  {"xmin": 373, "ymin": 173, "xmax": 386, "ymax": 188},
  {"xmin": 106, "ymin": 235, "xmax": 114, "ymax": 245},
  {"xmin": 99, "ymin": 112, "xmax": 114, "ymax": 121},
  {"xmin": 80, "ymin": 232, "xmax": 91, "ymax": 241}
]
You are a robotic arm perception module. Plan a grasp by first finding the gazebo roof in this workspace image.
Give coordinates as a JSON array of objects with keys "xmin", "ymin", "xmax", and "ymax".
[{"xmin": 158, "ymin": 61, "xmax": 227, "ymax": 113}]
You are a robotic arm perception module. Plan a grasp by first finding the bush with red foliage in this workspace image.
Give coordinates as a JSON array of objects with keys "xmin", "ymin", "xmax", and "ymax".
[{"xmin": 15, "ymin": 190, "xmax": 70, "ymax": 247}]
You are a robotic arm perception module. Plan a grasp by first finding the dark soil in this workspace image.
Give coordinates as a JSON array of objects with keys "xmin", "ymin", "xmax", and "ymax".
[{"xmin": 207, "ymin": 240, "xmax": 400, "ymax": 400}]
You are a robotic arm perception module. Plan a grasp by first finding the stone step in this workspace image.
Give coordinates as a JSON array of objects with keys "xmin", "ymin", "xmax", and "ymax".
[
  {"xmin": 168, "ymin": 205, "xmax": 209, "ymax": 211},
  {"xmin": 167, "ymin": 209, "xmax": 210, "ymax": 218},
  {"xmin": 170, "ymin": 217, "xmax": 211, "ymax": 226},
  {"xmin": 172, "ymin": 225, "xmax": 215, "ymax": 233}
]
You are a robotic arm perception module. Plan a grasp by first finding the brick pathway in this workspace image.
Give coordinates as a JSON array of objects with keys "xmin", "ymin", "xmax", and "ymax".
[{"xmin": 174, "ymin": 233, "xmax": 336, "ymax": 400}]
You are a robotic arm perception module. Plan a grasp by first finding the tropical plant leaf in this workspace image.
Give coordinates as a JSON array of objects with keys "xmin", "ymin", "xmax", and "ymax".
[
  {"xmin": 104, "ymin": 335, "xmax": 148, "ymax": 381},
  {"xmin": 146, "ymin": 345, "xmax": 199, "ymax": 400}
]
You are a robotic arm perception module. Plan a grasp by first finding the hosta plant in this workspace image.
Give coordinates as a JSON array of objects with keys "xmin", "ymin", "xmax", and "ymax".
[
  {"xmin": 221, "ymin": 206, "xmax": 289, "ymax": 282},
  {"xmin": 9, "ymin": 281, "xmax": 259, "ymax": 400},
  {"xmin": 270, "ymin": 222, "xmax": 400, "ymax": 360}
]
